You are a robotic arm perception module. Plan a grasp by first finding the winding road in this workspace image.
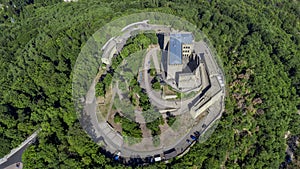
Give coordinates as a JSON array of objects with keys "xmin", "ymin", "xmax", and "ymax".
[{"xmin": 81, "ymin": 21, "xmax": 226, "ymax": 163}]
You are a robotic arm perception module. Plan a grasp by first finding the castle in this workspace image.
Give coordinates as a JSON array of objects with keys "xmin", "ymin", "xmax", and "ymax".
[{"xmin": 161, "ymin": 33, "xmax": 202, "ymax": 92}]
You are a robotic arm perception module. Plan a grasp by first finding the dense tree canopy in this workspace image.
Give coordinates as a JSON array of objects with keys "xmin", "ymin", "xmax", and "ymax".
[{"xmin": 0, "ymin": 0, "xmax": 299, "ymax": 168}]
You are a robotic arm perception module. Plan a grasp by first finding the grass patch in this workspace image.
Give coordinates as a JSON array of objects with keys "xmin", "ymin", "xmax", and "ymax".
[
  {"xmin": 97, "ymin": 85, "xmax": 113, "ymax": 120},
  {"xmin": 152, "ymin": 136, "xmax": 160, "ymax": 147},
  {"xmin": 180, "ymin": 91, "xmax": 199, "ymax": 99},
  {"xmin": 170, "ymin": 117, "xmax": 181, "ymax": 131},
  {"xmin": 163, "ymin": 85, "xmax": 178, "ymax": 96}
]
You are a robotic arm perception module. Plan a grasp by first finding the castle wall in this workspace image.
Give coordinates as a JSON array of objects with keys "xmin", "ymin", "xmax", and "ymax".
[{"xmin": 166, "ymin": 64, "xmax": 183, "ymax": 80}]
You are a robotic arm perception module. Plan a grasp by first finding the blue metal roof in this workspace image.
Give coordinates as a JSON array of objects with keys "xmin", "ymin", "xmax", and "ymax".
[{"xmin": 169, "ymin": 33, "xmax": 193, "ymax": 65}]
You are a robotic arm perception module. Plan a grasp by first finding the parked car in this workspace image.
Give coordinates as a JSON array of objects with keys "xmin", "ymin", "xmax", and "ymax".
[
  {"xmin": 145, "ymin": 156, "xmax": 154, "ymax": 163},
  {"xmin": 114, "ymin": 151, "xmax": 121, "ymax": 160},
  {"xmin": 190, "ymin": 135, "xmax": 197, "ymax": 141},
  {"xmin": 194, "ymin": 131, "xmax": 200, "ymax": 137},
  {"xmin": 154, "ymin": 154, "xmax": 162, "ymax": 162}
]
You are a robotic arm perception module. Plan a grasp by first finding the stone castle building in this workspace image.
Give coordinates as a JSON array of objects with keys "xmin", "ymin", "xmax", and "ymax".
[{"xmin": 161, "ymin": 33, "xmax": 202, "ymax": 91}]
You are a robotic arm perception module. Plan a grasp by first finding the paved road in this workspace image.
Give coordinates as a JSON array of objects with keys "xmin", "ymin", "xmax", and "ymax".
[
  {"xmin": 151, "ymin": 48, "xmax": 161, "ymax": 74},
  {"xmin": 0, "ymin": 130, "xmax": 39, "ymax": 169},
  {"xmin": 102, "ymin": 22, "xmax": 172, "ymax": 65},
  {"xmin": 0, "ymin": 146, "xmax": 27, "ymax": 169},
  {"xmin": 3, "ymin": 162, "xmax": 23, "ymax": 169}
]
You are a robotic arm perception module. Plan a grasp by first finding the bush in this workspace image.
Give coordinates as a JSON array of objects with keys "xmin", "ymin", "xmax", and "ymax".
[
  {"xmin": 150, "ymin": 69, "xmax": 156, "ymax": 76},
  {"xmin": 114, "ymin": 113, "xmax": 122, "ymax": 123},
  {"xmin": 167, "ymin": 116, "xmax": 176, "ymax": 126},
  {"xmin": 152, "ymin": 81, "xmax": 161, "ymax": 90},
  {"xmin": 95, "ymin": 82, "xmax": 105, "ymax": 96}
]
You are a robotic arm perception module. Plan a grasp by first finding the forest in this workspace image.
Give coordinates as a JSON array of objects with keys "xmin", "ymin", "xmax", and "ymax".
[{"xmin": 0, "ymin": 0, "xmax": 299, "ymax": 168}]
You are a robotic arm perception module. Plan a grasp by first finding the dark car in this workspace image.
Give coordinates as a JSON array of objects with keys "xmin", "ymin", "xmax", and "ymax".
[
  {"xmin": 286, "ymin": 155, "xmax": 292, "ymax": 163},
  {"xmin": 145, "ymin": 156, "xmax": 154, "ymax": 163},
  {"xmin": 194, "ymin": 131, "xmax": 200, "ymax": 137},
  {"xmin": 186, "ymin": 139, "xmax": 191, "ymax": 144},
  {"xmin": 135, "ymin": 158, "xmax": 143, "ymax": 165},
  {"xmin": 190, "ymin": 135, "xmax": 197, "ymax": 141}
]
